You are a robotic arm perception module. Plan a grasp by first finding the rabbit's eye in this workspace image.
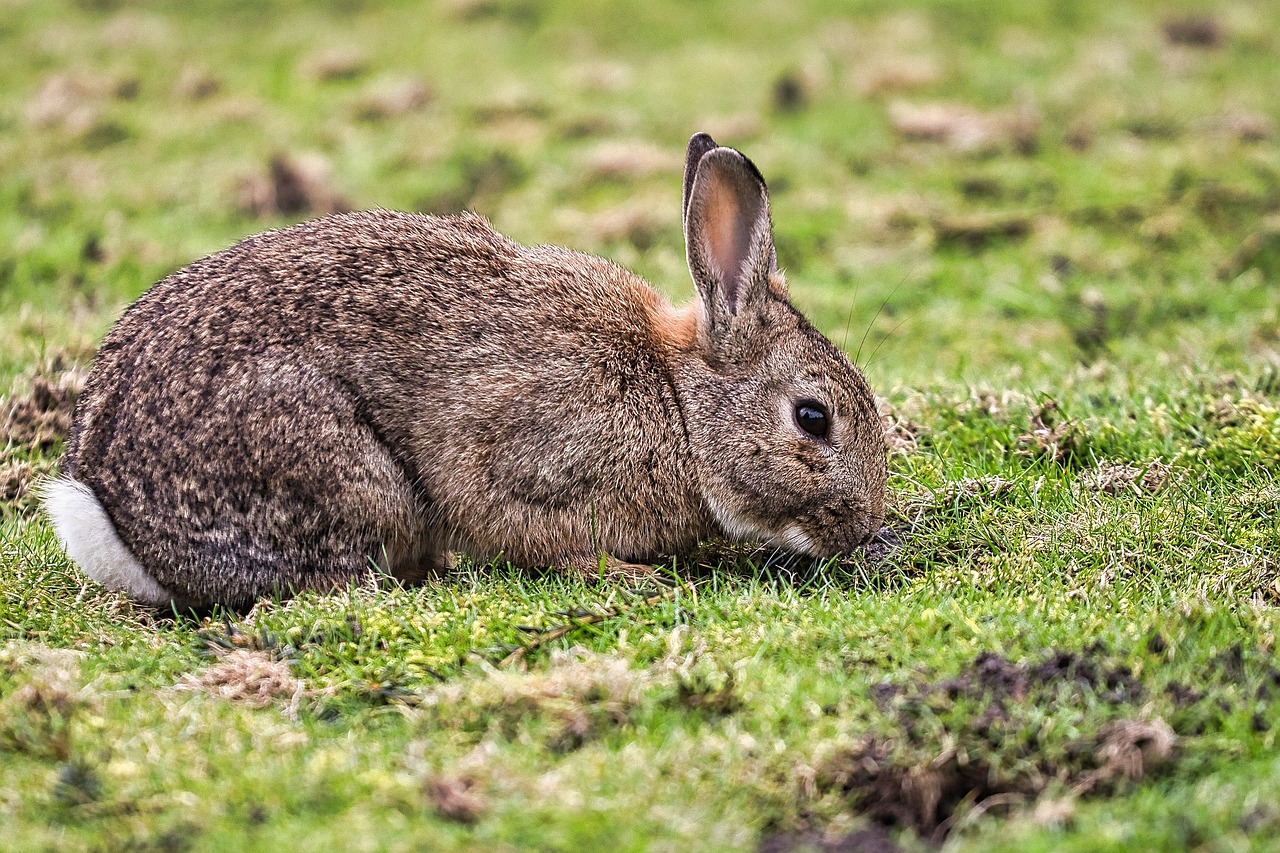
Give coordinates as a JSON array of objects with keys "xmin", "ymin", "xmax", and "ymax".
[{"xmin": 795, "ymin": 401, "xmax": 830, "ymax": 439}]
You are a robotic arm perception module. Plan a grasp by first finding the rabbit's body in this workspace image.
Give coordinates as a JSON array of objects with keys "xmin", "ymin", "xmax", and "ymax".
[{"xmin": 47, "ymin": 134, "xmax": 887, "ymax": 609}]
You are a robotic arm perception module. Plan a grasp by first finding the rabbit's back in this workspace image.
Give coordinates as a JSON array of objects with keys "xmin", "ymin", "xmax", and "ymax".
[{"xmin": 71, "ymin": 210, "xmax": 662, "ymax": 414}]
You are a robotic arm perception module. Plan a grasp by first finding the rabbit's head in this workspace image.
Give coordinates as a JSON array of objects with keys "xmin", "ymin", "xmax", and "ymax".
[{"xmin": 679, "ymin": 133, "xmax": 886, "ymax": 557}]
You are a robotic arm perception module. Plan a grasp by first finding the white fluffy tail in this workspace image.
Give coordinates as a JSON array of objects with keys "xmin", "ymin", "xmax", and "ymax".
[{"xmin": 42, "ymin": 477, "xmax": 173, "ymax": 605}]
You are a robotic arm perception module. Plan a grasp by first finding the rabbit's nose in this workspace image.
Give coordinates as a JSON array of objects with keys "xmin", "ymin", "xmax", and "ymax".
[{"xmin": 859, "ymin": 527, "xmax": 900, "ymax": 560}]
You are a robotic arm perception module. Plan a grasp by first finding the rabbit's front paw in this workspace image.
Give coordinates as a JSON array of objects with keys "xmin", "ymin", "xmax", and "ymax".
[{"xmin": 561, "ymin": 553, "xmax": 661, "ymax": 584}]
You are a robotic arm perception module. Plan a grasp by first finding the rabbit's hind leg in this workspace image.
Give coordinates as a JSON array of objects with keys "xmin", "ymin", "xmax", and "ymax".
[
  {"xmin": 86, "ymin": 358, "xmax": 430, "ymax": 610},
  {"xmin": 383, "ymin": 544, "xmax": 454, "ymax": 586}
]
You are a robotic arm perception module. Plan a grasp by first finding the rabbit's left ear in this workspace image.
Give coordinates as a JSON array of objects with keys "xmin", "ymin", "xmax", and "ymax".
[
  {"xmin": 684, "ymin": 140, "xmax": 778, "ymax": 327},
  {"xmin": 682, "ymin": 132, "xmax": 719, "ymax": 227}
]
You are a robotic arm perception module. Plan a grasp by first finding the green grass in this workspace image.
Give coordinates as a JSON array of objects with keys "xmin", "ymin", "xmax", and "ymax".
[{"xmin": 3, "ymin": 0, "xmax": 1280, "ymax": 850}]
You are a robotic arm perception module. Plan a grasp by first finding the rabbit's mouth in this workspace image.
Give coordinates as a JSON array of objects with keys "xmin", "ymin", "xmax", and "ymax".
[
  {"xmin": 766, "ymin": 517, "xmax": 889, "ymax": 560},
  {"xmin": 705, "ymin": 494, "xmax": 880, "ymax": 559}
]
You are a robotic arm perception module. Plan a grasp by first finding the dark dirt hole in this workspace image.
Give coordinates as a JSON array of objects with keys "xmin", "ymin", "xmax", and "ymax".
[
  {"xmin": 235, "ymin": 153, "xmax": 349, "ymax": 219},
  {"xmin": 425, "ymin": 774, "xmax": 487, "ymax": 824},
  {"xmin": 2, "ymin": 366, "xmax": 86, "ymax": 452},
  {"xmin": 1163, "ymin": 15, "xmax": 1224, "ymax": 49},
  {"xmin": 772, "ymin": 71, "xmax": 809, "ymax": 113},
  {"xmin": 815, "ymin": 649, "xmax": 1168, "ymax": 844}
]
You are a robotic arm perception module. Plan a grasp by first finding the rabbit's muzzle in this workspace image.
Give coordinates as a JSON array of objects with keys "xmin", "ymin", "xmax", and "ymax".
[{"xmin": 781, "ymin": 498, "xmax": 885, "ymax": 559}]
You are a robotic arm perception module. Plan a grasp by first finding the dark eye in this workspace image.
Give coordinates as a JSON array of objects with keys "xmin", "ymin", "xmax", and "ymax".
[{"xmin": 795, "ymin": 400, "xmax": 830, "ymax": 439}]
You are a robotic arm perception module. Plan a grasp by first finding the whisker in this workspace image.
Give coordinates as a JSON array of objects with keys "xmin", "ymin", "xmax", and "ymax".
[
  {"xmin": 855, "ymin": 267, "xmax": 911, "ymax": 368},
  {"xmin": 839, "ymin": 273, "xmax": 863, "ymax": 351},
  {"xmin": 864, "ymin": 313, "xmax": 912, "ymax": 372}
]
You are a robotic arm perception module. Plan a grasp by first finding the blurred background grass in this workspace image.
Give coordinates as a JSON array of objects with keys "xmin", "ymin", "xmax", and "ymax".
[{"xmin": 3, "ymin": 0, "xmax": 1277, "ymax": 389}]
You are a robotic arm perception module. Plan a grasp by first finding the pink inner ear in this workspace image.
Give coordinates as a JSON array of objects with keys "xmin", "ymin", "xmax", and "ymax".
[{"xmin": 702, "ymin": 178, "xmax": 750, "ymax": 301}]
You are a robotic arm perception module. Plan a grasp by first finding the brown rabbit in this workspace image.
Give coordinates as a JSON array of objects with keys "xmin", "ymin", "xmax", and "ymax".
[{"xmin": 44, "ymin": 133, "xmax": 887, "ymax": 610}]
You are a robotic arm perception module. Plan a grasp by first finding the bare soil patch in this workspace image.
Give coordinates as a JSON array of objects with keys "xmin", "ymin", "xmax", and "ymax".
[
  {"xmin": 812, "ymin": 649, "xmax": 1167, "ymax": 844},
  {"xmin": 2, "ymin": 366, "xmax": 86, "ymax": 452}
]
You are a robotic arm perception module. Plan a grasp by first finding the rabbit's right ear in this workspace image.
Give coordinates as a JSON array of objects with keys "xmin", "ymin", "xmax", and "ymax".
[{"xmin": 683, "ymin": 138, "xmax": 778, "ymax": 356}]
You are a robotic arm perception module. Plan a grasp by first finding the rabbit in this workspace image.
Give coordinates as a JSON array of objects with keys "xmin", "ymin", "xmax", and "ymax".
[{"xmin": 43, "ymin": 132, "xmax": 887, "ymax": 610}]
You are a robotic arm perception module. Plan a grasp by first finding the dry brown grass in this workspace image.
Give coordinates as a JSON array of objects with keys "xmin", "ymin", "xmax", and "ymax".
[
  {"xmin": 888, "ymin": 100, "xmax": 1040, "ymax": 155},
  {"xmin": 177, "ymin": 649, "xmax": 306, "ymax": 714},
  {"xmin": 878, "ymin": 398, "xmax": 924, "ymax": 454},
  {"xmin": 0, "ymin": 644, "xmax": 88, "ymax": 760},
  {"xmin": 852, "ymin": 55, "xmax": 942, "ymax": 99},
  {"xmin": 1079, "ymin": 461, "xmax": 1172, "ymax": 496},
  {"xmin": 353, "ymin": 76, "xmax": 433, "ymax": 121},
  {"xmin": 25, "ymin": 73, "xmax": 107, "ymax": 134},
  {"xmin": 298, "ymin": 47, "xmax": 368, "ymax": 82},
  {"xmin": 1, "ymin": 458, "xmax": 38, "ymax": 506},
  {"xmin": 1072, "ymin": 718, "xmax": 1178, "ymax": 794},
  {"xmin": 581, "ymin": 139, "xmax": 677, "ymax": 182}
]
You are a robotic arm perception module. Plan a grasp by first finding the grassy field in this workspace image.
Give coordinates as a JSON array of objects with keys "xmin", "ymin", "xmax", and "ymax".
[{"xmin": 3, "ymin": 0, "xmax": 1280, "ymax": 850}]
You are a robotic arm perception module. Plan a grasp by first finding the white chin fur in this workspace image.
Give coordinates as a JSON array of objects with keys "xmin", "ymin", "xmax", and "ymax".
[
  {"xmin": 705, "ymin": 495, "xmax": 820, "ymax": 556},
  {"xmin": 704, "ymin": 494, "xmax": 760, "ymax": 542},
  {"xmin": 777, "ymin": 524, "xmax": 819, "ymax": 556},
  {"xmin": 42, "ymin": 477, "xmax": 174, "ymax": 606}
]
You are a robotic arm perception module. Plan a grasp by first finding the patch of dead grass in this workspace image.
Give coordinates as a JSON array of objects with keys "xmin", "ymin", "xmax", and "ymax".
[
  {"xmin": 0, "ymin": 458, "xmax": 39, "ymax": 507},
  {"xmin": 1079, "ymin": 460, "xmax": 1171, "ymax": 496},
  {"xmin": 564, "ymin": 60, "xmax": 634, "ymax": 94},
  {"xmin": 888, "ymin": 101, "xmax": 1040, "ymax": 155},
  {"xmin": 177, "ymin": 649, "xmax": 306, "ymax": 714},
  {"xmin": 422, "ymin": 647, "xmax": 651, "ymax": 748},
  {"xmin": 173, "ymin": 66, "xmax": 221, "ymax": 101},
  {"xmin": 420, "ymin": 640, "xmax": 737, "ymax": 750},
  {"xmin": 1014, "ymin": 401, "xmax": 1086, "ymax": 467},
  {"xmin": 852, "ymin": 55, "xmax": 941, "ymax": 99},
  {"xmin": 1219, "ymin": 110, "xmax": 1274, "ymax": 143},
  {"xmin": 353, "ymin": 76, "xmax": 432, "ymax": 121},
  {"xmin": 0, "ymin": 644, "xmax": 88, "ymax": 760},
  {"xmin": 100, "ymin": 10, "xmax": 171, "ymax": 48},
  {"xmin": 692, "ymin": 113, "xmax": 763, "ymax": 143},
  {"xmin": 298, "ymin": 47, "xmax": 368, "ymax": 82},
  {"xmin": 946, "ymin": 476, "xmax": 1016, "ymax": 503},
  {"xmin": 581, "ymin": 139, "xmax": 677, "ymax": 182},
  {"xmin": 24, "ymin": 73, "xmax": 119, "ymax": 138},
  {"xmin": 571, "ymin": 197, "xmax": 672, "ymax": 250},
  {"xmin": 1072, "ymin": 718, "xmax": 1178, "ymax": 794},
  {"xmin": 878, "ymin": 398, "xmax": 924, "ymax": 454}
]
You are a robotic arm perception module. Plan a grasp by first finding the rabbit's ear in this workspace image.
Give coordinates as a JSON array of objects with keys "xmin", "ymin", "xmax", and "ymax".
[
  {"xmin": 682, "ymin": 132, "xmax": 719, "ymax": 227},
  {"xmin": 684, "ymin": 145, "xmax": 778, "ymax": 327}
]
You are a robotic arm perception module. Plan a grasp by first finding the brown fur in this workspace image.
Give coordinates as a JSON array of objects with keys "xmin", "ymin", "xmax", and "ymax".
[{"xmin": 52, "ymin": 134, "xmax": 886, "ymax": 609}]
